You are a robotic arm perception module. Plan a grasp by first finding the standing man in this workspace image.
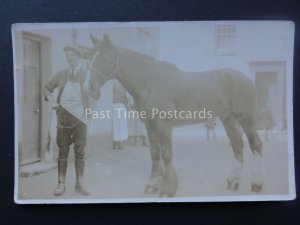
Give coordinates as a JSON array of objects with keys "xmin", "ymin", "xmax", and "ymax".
[
  {"xmin": 44, "ymin": 46, "xmax": 97, "ymax": 196},
  {"xmin": 127, "ymin": 93, "xmax": 149, "ymax": 146}
]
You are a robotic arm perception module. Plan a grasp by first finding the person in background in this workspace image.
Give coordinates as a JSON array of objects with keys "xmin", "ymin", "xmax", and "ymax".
[
  {"xmin": 112, "ymin": 79, "xmax": 129, "ymax": 150},
  {"xmin": 127, "ymin": 93, "xmax": 149, "ymax": 146},
  {"xmin": 204, "ymin": 117, "xmax": 216, "ymax": 141}
]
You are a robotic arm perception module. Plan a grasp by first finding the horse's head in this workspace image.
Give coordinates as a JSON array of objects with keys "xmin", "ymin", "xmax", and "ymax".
[{"xmin": 88, "ymin": 33, "xmax": 120, "ymax": 95}]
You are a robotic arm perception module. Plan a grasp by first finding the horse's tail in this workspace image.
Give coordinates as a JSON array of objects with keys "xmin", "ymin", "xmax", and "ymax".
[
  {"xmin": 228, "ymin": 69, "xmax": 262, "ymax": 154},
  {"xmin": 229, "ymin": 69, "xmax": 258, "ymax": 124}
]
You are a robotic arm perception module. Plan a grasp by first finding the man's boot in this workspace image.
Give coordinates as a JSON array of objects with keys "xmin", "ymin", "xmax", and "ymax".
[
  {"xmin": 54, "ymin": 159, "xmax": 67, "ymax": 196},
  {"xmin": 75, "ymin": 159, "xmax": 90, "ymax": 195}
]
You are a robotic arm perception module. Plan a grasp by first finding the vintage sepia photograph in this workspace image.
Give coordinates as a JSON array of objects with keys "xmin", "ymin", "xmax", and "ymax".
[{"xmin": 12, "ymin": 21, "xmax": 295, "ymax": 203}]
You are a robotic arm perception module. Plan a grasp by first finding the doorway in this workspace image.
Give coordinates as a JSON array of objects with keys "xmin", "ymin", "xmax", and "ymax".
[
  {"xmin": 250, "ymin": 61, "xmax": 287, "ymax": 130},
  {"xmin": 21, "ymin": 37, "xmax": 42, "ymax": 165}
]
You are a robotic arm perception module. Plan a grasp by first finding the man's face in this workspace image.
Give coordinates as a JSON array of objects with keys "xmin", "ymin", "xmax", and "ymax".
[{"xmin": 65, "ymin": 50, "xmax": 79, "ymax": 68}]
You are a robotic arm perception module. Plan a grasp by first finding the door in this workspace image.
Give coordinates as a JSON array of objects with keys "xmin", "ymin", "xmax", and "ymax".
[
  {"xmin": 21, "ymin": 38, "xmax": 41, "ymax": 165},
  {"xmin": 255, "ymin": 71, "xmax": 278, "ymax": 110},
  {"xmin": 250, "ymin": 61, "xmax": 287, "ymax": 130}
]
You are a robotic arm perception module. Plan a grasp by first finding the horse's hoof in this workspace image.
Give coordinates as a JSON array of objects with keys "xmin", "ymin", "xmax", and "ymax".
[
  {"xmin": 160, "ymin": 194, "xmax": 170, "ymax": 198},
  {"xmin": 251, "ymin": 184, "xmax": 263, "ymax": 192},
  {"xmin": 159, "ymin": 192, "xmax": 173, "ymax": 198},
  {"xmin": 144, "ymin": 185, "xmax": 158, "ymax": 194},
  {"xmin": 227, "ymin": 179, "xmax": 239, "ymax": 191}
]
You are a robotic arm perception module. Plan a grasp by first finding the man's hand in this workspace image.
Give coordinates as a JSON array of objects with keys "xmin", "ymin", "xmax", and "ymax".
[
  {"xmin": 86, "ymin": 85, "xmax": 101, "ymax": 100},
  {"xmin": 43, "ymin": 87, "xmax": 52, "ymax": 101},
  {"xmin": 44, "ymin": 91, "xmax": 59, "ymax": 109},
  {"xmin": 78, "ymin": 67, "xmax": 86, "ymax": 83}
]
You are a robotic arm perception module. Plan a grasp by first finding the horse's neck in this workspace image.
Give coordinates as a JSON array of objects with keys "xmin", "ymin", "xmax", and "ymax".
[{"xmin": 116, "ymin": 48, "xmax": 153, "ymax": 101}]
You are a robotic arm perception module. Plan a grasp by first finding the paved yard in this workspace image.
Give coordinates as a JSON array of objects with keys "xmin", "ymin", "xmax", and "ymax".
[{"xmin": 17, "ymin": 128, "xmax": 290, "ymax": 202}]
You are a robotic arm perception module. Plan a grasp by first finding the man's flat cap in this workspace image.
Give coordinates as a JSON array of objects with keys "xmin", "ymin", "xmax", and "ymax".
[{"xmin": 63, "ymin": 46, "xmax": 82, "ymax": 57}]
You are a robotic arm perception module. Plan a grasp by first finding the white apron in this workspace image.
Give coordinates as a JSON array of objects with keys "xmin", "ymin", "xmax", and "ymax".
[
  {"xmin": 126, "ymin": 94, "xmax": 146, "ymax": 137},
  {"xmin": 60, "ymin": 78, "xmax": 86, "ymax": 124},
  {"xmin": 113, "ymin": 103, "xmax": 128, "ymax": 141}
]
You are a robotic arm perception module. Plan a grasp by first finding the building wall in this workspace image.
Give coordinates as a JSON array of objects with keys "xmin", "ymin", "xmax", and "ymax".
[
  {"xmin": 159, "ymin": 21, "xmax": 293, "ymax": 74},
  {"xmin": 159, "ymin": 21, "xmax": 293, "ymax": 130}
]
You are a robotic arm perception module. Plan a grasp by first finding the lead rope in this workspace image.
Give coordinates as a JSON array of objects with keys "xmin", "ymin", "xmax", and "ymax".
[{"xmin": 58, "ymin": 118, "xmax": 81, "ymax": 129}]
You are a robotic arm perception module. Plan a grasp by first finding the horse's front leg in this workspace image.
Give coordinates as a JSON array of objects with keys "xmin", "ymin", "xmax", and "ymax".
[
  {"xmin": 144, "ymin": 121, "xmax": 163, "ymax": 194},
  {"xmin": 159, "ymin": 127, "xmax": 178, "ymax": 197}
]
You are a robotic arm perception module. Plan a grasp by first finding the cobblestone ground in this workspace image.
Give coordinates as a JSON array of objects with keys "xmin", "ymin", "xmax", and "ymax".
[{"xmin": 17, "ymin": 128, "xmax": 290, "ymax": 202}]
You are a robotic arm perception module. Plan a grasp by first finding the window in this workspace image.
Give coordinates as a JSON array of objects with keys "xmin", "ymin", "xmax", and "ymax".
[{"xmin": 214, "ymin": 24, "xmax": 236, "ymax": 55}]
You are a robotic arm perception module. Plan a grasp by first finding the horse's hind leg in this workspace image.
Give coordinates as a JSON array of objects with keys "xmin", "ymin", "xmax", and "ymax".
[
  {"xmin": 144, "ymin": 120, "xmax": 163, "ymax": 194},
  {"xmin": 239, "ymin": 117, "xmax": 263, "ymax": 192},
  {"xmin": 220, "ymin": 115, "xmax": 244, "ymax": 191}
]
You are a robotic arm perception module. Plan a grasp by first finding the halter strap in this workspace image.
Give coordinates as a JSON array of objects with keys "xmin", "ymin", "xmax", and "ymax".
[{"xmin": 88, "ymin": 48, "xmax": 121, "ymax": 82}]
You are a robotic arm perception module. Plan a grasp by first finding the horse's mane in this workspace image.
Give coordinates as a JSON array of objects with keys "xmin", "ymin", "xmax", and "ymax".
[{"xmin": 121, "ymin": 47, "xmax": 183, "ymax": 77}]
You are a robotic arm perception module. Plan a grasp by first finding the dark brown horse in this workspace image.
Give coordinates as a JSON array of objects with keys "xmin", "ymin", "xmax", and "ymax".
[{"xmin": 86, "ymin": 33, "xmax": 263, "ymax": 197}]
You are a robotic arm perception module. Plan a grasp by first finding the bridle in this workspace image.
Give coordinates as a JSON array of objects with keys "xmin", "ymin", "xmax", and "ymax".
[{"xmin": 88, "ymin": 47, "xmax": 121, "ymax": 84}]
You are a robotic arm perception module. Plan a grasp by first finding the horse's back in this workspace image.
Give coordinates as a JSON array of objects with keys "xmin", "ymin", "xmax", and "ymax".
[
  {"xmin": 198, "ymin": 68, "xmax": 257, "ymax": 120},
  {"xmin": 135, "ymin": 58, "xmax": 258, "ymax": 126},
  {"xmin": 181, "ymin": 68, "xmax": 257, "ymax": 118}
]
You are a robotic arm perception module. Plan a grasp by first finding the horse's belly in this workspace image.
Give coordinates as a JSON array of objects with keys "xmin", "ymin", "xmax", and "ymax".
[
  {"xmin": 171, "ymin": 117, "xmax": 210, "ymax": 127},
  {"xmin": 152, "ymin": 106, "xmax": 218, "ymax": 128}
]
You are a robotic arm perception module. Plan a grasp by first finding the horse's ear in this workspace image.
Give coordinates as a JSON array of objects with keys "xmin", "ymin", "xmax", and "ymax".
[
  {"xmin": 90, "ymin": 34, "xmax": 100, "ymax": 46},
  {"xmin": 103, "ymin": 33, "xmax": 111, "ymax": 48}
]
